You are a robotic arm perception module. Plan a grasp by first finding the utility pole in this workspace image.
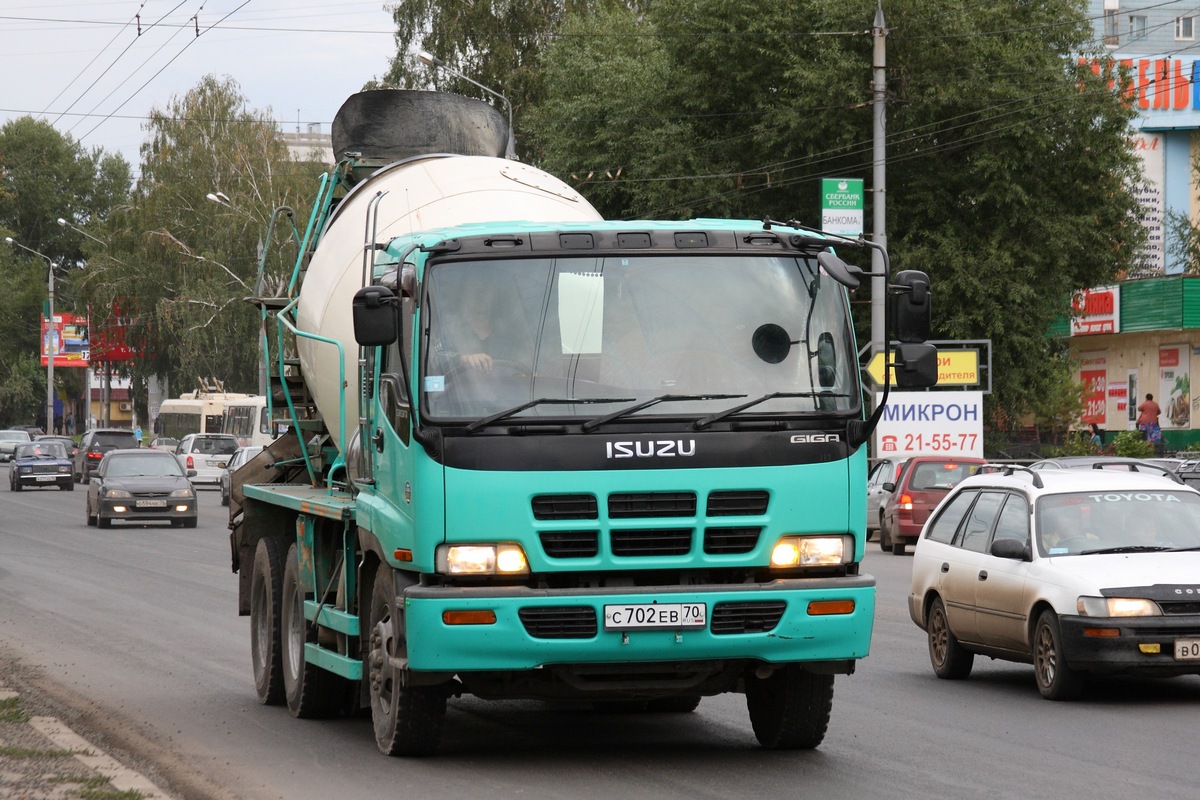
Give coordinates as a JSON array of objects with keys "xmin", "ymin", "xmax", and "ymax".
[
  {"xmin": 871, "ymin": 2, "xmax": 887, "ymax": 362},
  {"xmin": 870, "ymin": 1, "xmax": 888, "ymax": 454}
]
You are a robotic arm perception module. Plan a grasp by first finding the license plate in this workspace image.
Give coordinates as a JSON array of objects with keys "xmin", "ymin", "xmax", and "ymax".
[
  {"xmin": 604, "ymin": 602, "xmax": 706, "ymax": 630},
  {"xmin": 35, "ymin": 476, "xmax": 55, "ymax": 482},
  {"xmin": 135, "ymin": 499, "xmax": 167, "ymax": 508},
  {"xmin": 1174, "ymin": 638, "xmax": 1200, "ymax": 660}
]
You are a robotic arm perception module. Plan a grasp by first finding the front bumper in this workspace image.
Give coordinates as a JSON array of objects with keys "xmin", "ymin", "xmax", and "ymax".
[
  {"xmin": 98, "ymin": 498, "xmax": 196, "ymax": 524},
  {"xmin": 401, "ymin": 576, "xmax": 876, "ymax": 672},
  {"xmin": 1059, "ymin": 614, "xmax": 1200, "ymax": 677},
  {"xmin": 14, "ymin": 473, "xmax": 71, "ymax": 489}
]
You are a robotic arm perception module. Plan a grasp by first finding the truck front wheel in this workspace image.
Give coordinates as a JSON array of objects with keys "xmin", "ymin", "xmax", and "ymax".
[
  {"xmin": 368, "ymin": 563, "xmax": 446, "ymax": 756},
  {"xmin": 745, "ymin": 666, "xmax": 833, "ymax": 750},
  {"xmin": 250, "ymin": 537, "xmax": 286, "ymax": 705}
]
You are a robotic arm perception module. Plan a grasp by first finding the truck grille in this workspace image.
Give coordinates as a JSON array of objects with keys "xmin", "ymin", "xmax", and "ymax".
[
  {"xmin": 610, "ymin": 528, "xmax": 692, "ymax": 556},
  {"xmin": 707, "ymin": 490, "xmax": 769, "ymax": 516},
  {"xmin": 703, "ymin": 527, "xmax": 761, "ymax": 554},
  {"xmin": 608, "ymin": 492, "xmax": 696, "ymax": 518},
  {"xmin": 519, "ymin": 606, "xmax": 597, "ymax": 639},
  {"xmin": 532, "ymin": 494, "xmax": 598, "ymax": 520},
  {"xmin": 539, "ymin": 530, "xmax": 599, "ymax": 558},
  {"xmin": 710, "ymin": 601, "xmax": 787, "ymax": 634},
  {"xmin": 534, "ymin": 490, "xmax": 769, "ymax": 560}
]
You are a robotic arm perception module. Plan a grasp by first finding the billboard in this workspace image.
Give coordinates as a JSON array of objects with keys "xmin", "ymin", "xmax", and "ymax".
[{"xmin": 41, "ymin": 313, "xmax": 90, "ymax": 368}]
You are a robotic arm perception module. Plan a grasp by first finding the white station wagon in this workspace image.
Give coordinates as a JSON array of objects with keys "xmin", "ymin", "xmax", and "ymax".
[{"xmin": 909, "ymin": 465, "xmax": 1200, "ymax": 700}]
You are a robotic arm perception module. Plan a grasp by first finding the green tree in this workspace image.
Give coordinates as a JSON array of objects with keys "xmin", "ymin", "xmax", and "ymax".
[
  {"xmin": 83, "ymin": 75, "xmax": 325, "ymax": 420},
  {"xmin": 0, "ymin": 117, "xmax": 132, "ymax": 427},
  {"xmin": 520, "ymin": 0, "xmax": 1144, "ymax": 427}
]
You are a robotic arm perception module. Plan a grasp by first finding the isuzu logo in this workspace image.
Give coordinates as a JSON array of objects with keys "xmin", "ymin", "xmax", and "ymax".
[
  {"xmin": 790, "ymin": 433, "xmax": 840, "ymax": 444},
  {"xmin": 605, "ymin": 440, "xmax": 696, "ymax": 459}
]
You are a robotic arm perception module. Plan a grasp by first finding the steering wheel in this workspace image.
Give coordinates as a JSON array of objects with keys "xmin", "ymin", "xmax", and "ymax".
[{"xmin": 443, "ymin": 358, "xmax": 532, "ymax": 383}]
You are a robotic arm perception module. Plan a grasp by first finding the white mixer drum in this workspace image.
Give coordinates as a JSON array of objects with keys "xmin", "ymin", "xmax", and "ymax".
[{"xmin": 295, "ymin": 154, "xmax": 603, "ymax": 450}]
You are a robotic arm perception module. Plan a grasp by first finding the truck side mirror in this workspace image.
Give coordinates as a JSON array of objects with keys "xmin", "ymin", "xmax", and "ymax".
[
  {"xmin": 352, "ymin": 285, "xmax": 400, "ymax": 347},
  {"xmin": 889, "ymin": 270, "xmax": 931, "ymax": 343},
  {"xmin": 894, "ymin": 343, "xmax": 939, "ymax": 388}
]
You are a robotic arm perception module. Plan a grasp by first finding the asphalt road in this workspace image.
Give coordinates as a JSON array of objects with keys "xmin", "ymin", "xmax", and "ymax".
[{"xmin": 1, "ymin": 471, "xmax": 1197, "ymax": 800}]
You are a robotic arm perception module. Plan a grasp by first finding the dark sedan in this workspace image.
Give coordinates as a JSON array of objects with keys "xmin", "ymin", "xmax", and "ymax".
[
  {"xmin": 9, "ymin": 441, "xmax": 73, "ymax": 491},
  {"xmin": 85, "ymin": 449, "xmax": 198, "ymax": 529}
]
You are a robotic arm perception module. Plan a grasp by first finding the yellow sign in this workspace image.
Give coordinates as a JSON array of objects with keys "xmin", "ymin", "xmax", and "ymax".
[{"xmin": 865, "ymin": 349, "xmax": 979, "ymax": 387}]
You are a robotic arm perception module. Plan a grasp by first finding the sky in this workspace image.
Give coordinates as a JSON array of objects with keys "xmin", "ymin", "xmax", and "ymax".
[{"xmin": 0, "ymin": 0, "xmax": 401, "ymax": 171}]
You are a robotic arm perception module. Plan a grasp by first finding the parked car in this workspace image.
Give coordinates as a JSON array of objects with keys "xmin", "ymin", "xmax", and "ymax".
[
  {"xmin": 74, "ymin": 428, "xmax": 138, "ymax": 482},
  {"xmin": 1028, "ymin": 455, "xmax": 1182, "ymax": 481},
  {"xmin": 880, "ymin": 456, "xmax": 988, "ymax": 555},
  {"xmin": 0, "ymin": 429, "xmax": 32, "ymax": 462},
  {"xmin": 220, "ymin": 445, "xmax": 265, "ymax": 506},
  {"xmin": 909, "ymin": 465, "xmax": 1200, "ymax": 699},
  {"xmin": 11, "ymin": 425, "xmax": 45, "ymax": 437},
  {"xmin": 9, "ymin": 441, "xmax": 73, "ymax": 491},
  {"xmin": 147, "ymin": 436, "xmax": 179, "ymax": 452},
  {"xmin": 174, "ymin": 433, "xmax": 240, "ymax": 486},
  {"xmin": 866, "ymin": 457, "xmax": 907, "ymax": 541},
  {"xmin": 36, "ymin": 434, "xmax": 78, "ymax": 461},
  {"xmin": 86, "ymin": 449, "xmax": 197, "ymax": 529}
]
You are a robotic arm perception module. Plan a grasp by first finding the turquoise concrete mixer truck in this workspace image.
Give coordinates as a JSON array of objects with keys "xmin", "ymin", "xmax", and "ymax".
[{"xmin": 227, "ymin": 89, "xmax": 938, "ymax": 756}]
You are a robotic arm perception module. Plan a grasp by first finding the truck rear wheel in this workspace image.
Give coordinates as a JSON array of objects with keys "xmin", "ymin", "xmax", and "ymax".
[
  {"xmin": 745, "ymin": 666, "xmax": 833, "ymax": 750},
  {"xmin": 281, "ymin": 543, "xmax": 339, "ymax": 718},
  {"xmin": 250, "ymin": 537, "xmax": 286, "ymax": 705},
  {"xmin": 368, "ymin": 562, "xmax": 446, "ymax": 756}
]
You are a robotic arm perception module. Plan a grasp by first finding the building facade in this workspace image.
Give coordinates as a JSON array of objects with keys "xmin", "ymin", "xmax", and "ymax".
[{"xmin": 1067, "ymin": 3, "xmax": 1200, "ymax": 448}]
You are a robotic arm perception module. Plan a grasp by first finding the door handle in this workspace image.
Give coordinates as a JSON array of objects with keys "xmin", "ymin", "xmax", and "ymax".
[
  {"xmin": 940, "ymin": 562, "xmax": 949, "ymax": 573},
  {"xmin": 978, "ymin": 570, "xmax": 988, "ymax": 581}
]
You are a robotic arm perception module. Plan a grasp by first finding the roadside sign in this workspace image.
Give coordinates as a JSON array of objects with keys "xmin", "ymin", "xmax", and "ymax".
[
  {"xmin": 821, "ymin": 178, "xmax": 864, "ymax": 236},
  {"xmin": 865, "ymin": 349, "xmax": 980, "ymax": 387},
  {"xmin": 874, "ymin": 391, "xmax": 985, "ymax": 458}
]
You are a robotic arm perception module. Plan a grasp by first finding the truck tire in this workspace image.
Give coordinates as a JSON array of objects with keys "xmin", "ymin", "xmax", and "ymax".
[
  {"xmin": 281, "ymin": 543, "xmax": 340, "ymax": 718},
  {"xmin": 368, "ymin": 562, "xmax": 446, "ymax": 756},
  {"xmin": 745, "ymin": 665, "xmax": 833, "ymax": 750},
  {"xmin": 250, "ymin": 537, "xmax": 286, "ymax": 705}
]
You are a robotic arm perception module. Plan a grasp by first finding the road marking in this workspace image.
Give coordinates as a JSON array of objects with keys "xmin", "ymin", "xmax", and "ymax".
[{"xmin": 30, "ymin": 715, "xmax": 176, "ymax": 799}]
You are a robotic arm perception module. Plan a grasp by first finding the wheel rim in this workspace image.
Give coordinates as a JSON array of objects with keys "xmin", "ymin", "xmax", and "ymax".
[
  {"xmin": 929, "ymin": 607, "xmax": 948, "ymax": 667},
  {"xmin": 1035, "ymin": 623, "xmax": 1057, "ymax": 687},
  {"xmin": 251, "ymin": 577, "xmax": 269, "ymax": 674},
  {"xmin": 285, "ymin": 589, "xmax": 304, "ymax": 683},
  {"xmin": 370, "ymin": 607, "xmax": 396, "ymax": 718}
]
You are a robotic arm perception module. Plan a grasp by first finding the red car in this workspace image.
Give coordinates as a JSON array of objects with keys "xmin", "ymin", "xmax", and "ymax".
[{"xmin": 879, "ymin": 456, "xmax": 987, "ymax": 555}]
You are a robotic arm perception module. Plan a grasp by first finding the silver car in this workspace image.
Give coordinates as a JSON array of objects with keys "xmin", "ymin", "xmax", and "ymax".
[
  {"xmin": 175, "ymin": 433, "xmax": 240, "ymax": 486},
  {"xmin": 220, "ymin": 445, "xmax": 264, "ymax": 506},
  {"xmin": 0, "ymin": 429, "xmax": 32, "ymax": 462}
]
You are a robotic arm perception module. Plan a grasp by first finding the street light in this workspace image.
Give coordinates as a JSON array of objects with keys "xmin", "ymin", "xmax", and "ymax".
[
  {"xmin": 57, "ymin": 217, "xmax": 107, "ymax": 248},
  {"xmin": 417, "ymin": 50, "xmax": 517, "ymax": 160},
  {"xmin": 5, "ymin": 236, "xmax": 57, "ymax": 434}
]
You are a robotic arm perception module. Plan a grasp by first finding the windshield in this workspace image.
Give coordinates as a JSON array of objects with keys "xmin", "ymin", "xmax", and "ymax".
[
  {"xmin": 1037, "ymin": 490, "xmax": 1200, "ymax": 556},
  {"xmin": 107, "ymin": 454, "xmax": 184, "ymax": 478},
  {"xmin": 420, "ymin": 254, "xmax": 858, "ymax": 422}
]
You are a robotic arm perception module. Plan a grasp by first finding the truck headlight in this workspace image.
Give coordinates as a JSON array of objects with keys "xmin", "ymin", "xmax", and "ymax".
[
  {"xmin": 1077, "ymin": 596, "xmax": 1161, "ymax": 617},
  {"xmin": 437, "ymin": 544, "xmax": 529, "ymax": 575},
  {"xmin": 770, "ymin": 535, "xmax": 852, "ymax": 567}
]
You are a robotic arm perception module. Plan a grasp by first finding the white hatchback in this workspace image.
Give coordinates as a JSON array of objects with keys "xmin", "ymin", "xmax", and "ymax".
[{"xmin": 909, "ymin": 465, "xmax": 1200, "ymax": 700}]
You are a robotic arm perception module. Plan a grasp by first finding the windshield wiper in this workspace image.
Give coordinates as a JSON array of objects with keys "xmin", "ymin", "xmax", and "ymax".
[
  {"xmin": 581, "ymin": 393, "xmax": 745, "ymax": 432},
  {"xmin": 465, "ymin": 397, "xmax": 635, "ymax": 434},
  {"xmin": 1079, "ymin": 545, "xmax": 1173, "ymax": 555},
  {"xmin": 693, "ymin": 391, "xmax": 853, "ymax": 430}
]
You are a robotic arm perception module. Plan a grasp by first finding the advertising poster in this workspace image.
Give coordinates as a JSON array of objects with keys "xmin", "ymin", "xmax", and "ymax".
[
  {"xmin": 1079, "ymin": 352, "xmax": 1106, "ymax": 425},
  {"xmin": 1159, "ymin": 345, "xmax": 1190, "ymax": 428},
  {"xmin": 873, "ymin": 391, "xmax": 984, "ymax": 458},
  {"xmin": 40, "ymin": 313, "xmax": 90, "ymax": 368}
]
